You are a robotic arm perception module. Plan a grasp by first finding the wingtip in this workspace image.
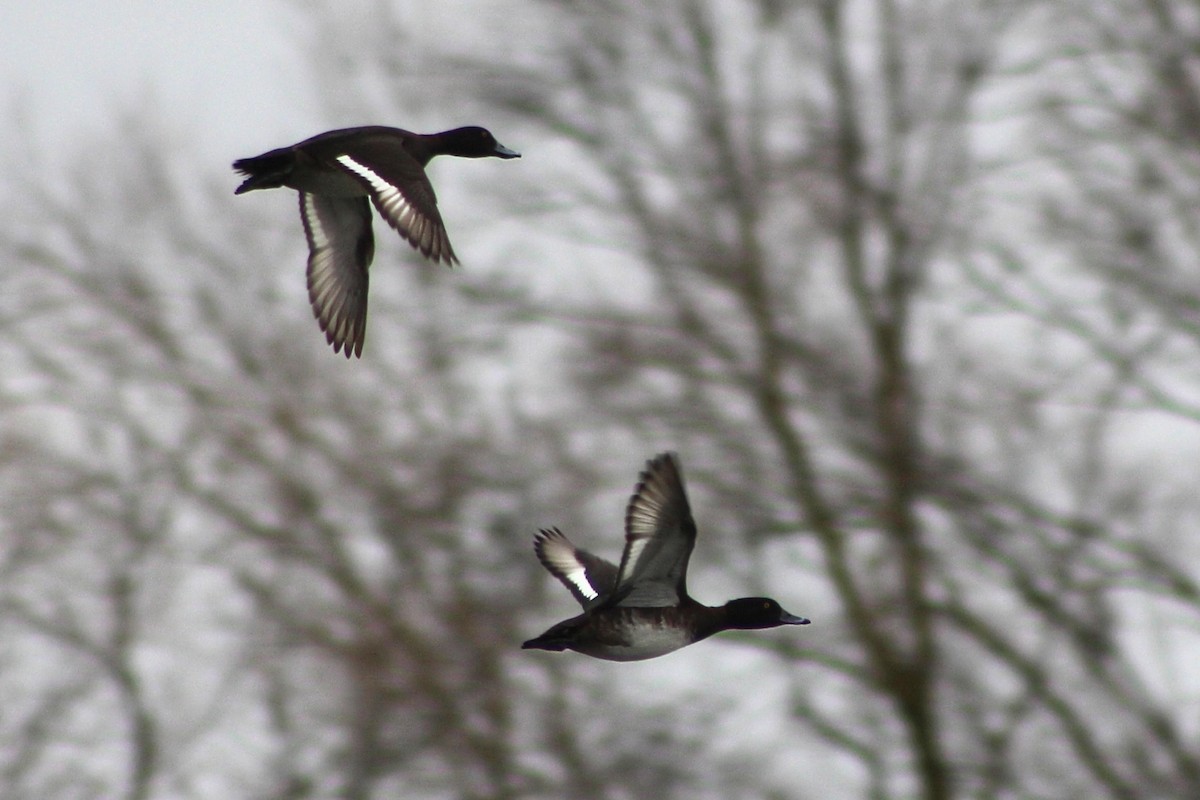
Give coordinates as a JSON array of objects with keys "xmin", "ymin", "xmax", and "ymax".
[
  {"xmin": 322, "ymin": 328, "xmax": 363, "ymax": 359},
  {"xmin": 647, "ymin": 451, "xmax": 679, "ymax": 471},
  {"xmin": 634, "ymin": 453, "xmax": 681, "ymax": 489},
  {"xmin": 533, "ymin": 527, "xmax": 569, "ymax": 559},
  {"xmin": 415, "ymin": 244, "xmax": 456, "ymax": 267},
  {"xmin": 626, "ymin": 452, "xmax": 686, "ymax": 524}
]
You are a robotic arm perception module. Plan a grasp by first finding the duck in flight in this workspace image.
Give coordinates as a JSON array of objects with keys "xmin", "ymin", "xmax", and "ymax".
[
  {"xmin": 233, "ymin": 125, "xmax": 519, "ymax": 357},
  {"xmin": 524, "ymin": 452, "xmax": 809, "ymax": 661}
]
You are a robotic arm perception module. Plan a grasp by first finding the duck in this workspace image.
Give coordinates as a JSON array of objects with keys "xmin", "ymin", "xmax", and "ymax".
[
  {"xmin": 523, "ymin": 452, "xmax": 809, "ymax": 661},
  {"xmin": 232, "ymin": 125, "xmax": 520, "ymax": 357}
]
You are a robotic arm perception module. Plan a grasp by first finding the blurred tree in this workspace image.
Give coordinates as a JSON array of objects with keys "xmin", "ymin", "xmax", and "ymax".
[
  {"xmin": 0, "ymin": 114, "xmax": 718, "ymax": 798},
  {"xmin": 380, "ymin": 0, "xmax": 1197, "ymax": 797},
  {"xmin": 3, "ymin": 0, "xmax": 1200, "ymax": 798}
]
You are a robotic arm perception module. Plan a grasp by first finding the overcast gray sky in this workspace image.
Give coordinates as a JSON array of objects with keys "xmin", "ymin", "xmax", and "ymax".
[{"xmin": 0, "ymin": 0, "xmax": 313, "ymax": 163}]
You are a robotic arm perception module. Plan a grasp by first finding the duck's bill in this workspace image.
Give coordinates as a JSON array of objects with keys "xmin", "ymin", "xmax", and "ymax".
[
  {"xmin": 494, "ymin": 143, "xmax": 521, "ymax": 158},
  {"xmin": 780, "ymin": 611, "xmax": 811, "ymax": 625}
]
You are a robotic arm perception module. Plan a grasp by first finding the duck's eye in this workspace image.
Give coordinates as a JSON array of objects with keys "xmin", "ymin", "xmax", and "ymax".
[{"xmin": 763, "ymin": 601, "xmax": 771, "ymax": 610}]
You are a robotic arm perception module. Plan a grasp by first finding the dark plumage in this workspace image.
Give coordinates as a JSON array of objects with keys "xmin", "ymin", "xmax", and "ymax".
[
  {"xmin": 233, "ymin": 125, "xmax": 519, "ymax": 357},
  {"xmin": 524, "ymin": 453, "xmax": 810, "ymax": 661}
]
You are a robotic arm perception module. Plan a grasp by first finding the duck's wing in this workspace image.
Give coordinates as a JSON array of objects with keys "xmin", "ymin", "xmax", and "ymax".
[
  {"xmin": 609, "ymin": 453, "xmax": 697, "ymax": 608},
  {"xmin": 300, "ymin": 192, "xmax": 374, "ymax": 358},
  {"xmin": 330, "ymin": 140, "xmax": 458, "ymax": 266},
  {"xmin": 534, "ymin": 528, "xmax": 619, "ymax": 608}
]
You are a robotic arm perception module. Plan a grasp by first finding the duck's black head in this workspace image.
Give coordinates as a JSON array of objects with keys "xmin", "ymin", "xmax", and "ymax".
[
  {"xmin": 436, "ymin": 126, "xmax": 521, "ymax": 159},
  {"xmin": 724, "ymin": 597, "xmax": 810, "ymax": 630}
]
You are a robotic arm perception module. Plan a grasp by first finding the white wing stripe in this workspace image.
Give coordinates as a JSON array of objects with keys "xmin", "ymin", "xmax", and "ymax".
[
  {"xmin": 301, "ymin": 194, "xmax": 329, "ymax": 249},
  {"xmin": 562, "ymin": 565, "xmax": 598, "ymax": 600},
  {"xmin": 333, "ymin": 153, "xmax": 456, "ymax": 266},
  {"xmin": 618, "ymin": 539, "xmax": 650, "ymax": 584},
  {"xmin": 539, "ymin": 538, "xmax": 599, "ymax": 600},
  {"xmin": 337, "ymin": 155, "xmax": 418, "ymax": 226}
]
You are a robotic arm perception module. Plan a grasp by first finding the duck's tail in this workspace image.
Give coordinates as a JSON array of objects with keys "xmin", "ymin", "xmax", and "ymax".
[
  {"xmin": 231, "ymin": 151, "xmax": 294, "ymax": 194},
  {"xmin": 521, "ymin": 633, "xmax": 571, "ymax": 652}
]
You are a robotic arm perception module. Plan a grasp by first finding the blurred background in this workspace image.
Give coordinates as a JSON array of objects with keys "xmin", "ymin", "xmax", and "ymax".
[{"xmin": 2, "ymin": 1, "xmax": 1199, "ymax": 798}]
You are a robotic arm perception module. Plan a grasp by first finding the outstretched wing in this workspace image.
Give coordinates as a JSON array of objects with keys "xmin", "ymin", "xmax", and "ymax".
[
  {"xmin": 300, "ymin": 192, "xmax": 373, "ymax": 358},
  {"xmin": 333, "ymin": 146, "xmax": 458, "ymax": 266},
  {"xmin": 609, "ymin": 453, "xmax": 697, "ymax": 608},
  {"xmin": 534, "ymin": 528, "xmax": 619, "ymax": 608}
]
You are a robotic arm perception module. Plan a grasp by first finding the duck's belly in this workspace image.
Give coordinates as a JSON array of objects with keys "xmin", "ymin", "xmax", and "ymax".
[{"xmin": 575, "ymin": 626, "xmax": 694, "ymax": 662}]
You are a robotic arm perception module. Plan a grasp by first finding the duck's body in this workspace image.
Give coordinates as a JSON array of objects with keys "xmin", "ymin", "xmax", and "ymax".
[
  {"xmin": 524, "ymin": 603, "xmax": 708, "ymax": 662},
  {"xmin": 523, "ymin": 453, "xmax": 809, "ymax": 662},
  {"xmin": 233, "ymin": 125, "xmax": 519, "ymax": 357}
]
